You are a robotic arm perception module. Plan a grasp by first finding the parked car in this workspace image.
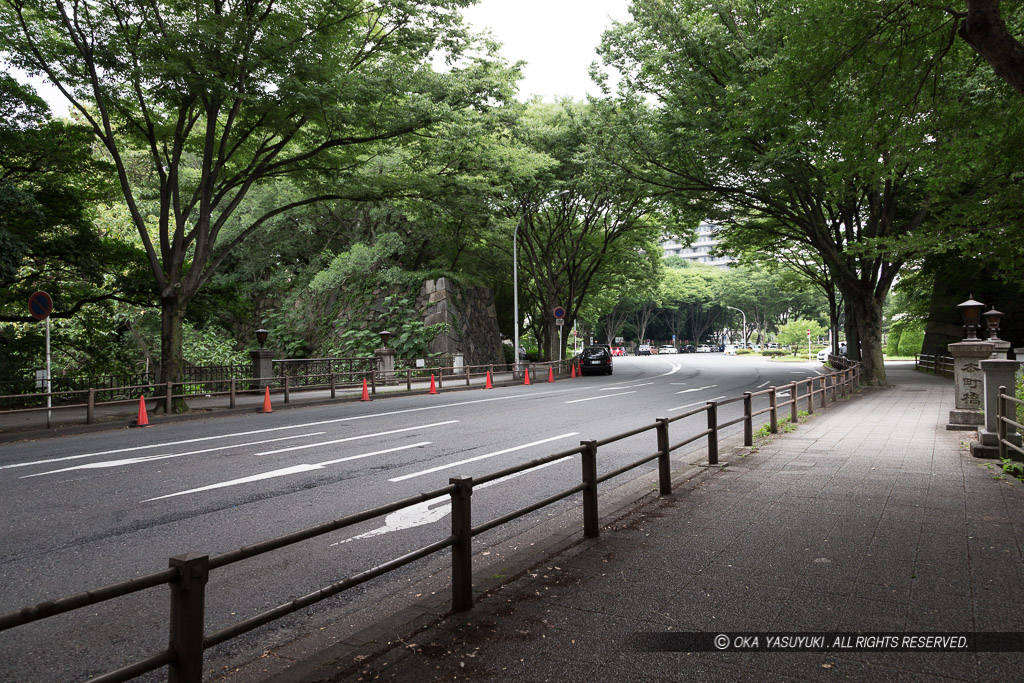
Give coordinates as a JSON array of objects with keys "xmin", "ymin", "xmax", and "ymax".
[
  {"xmin": 817, "ymin": 348, "xmax": 830, "ymax": 363},
  {"xmin": 683, "ymin": 344, "xmax": 696, "ymax": 353},
  {"xmin": 658, "ymin": 345, "xmax": 678, "ymax": 354},
  {"xmin": 580, "ymin": 345, "xmax": 613, "ymax": 375},
  {"xmin": 637, "ymin": 344, "xmax": 651, "ymax": 356},
  {"xmin": 723, "ymin": 345, "xmax": 738, "ymax": 355},
  {"xmin": 610, "ymin": 347, "xmax": 626, "ymax": 356},
  {"xmin": 695, "ymin": 345, "xmax": 711, "ymax": 353}
]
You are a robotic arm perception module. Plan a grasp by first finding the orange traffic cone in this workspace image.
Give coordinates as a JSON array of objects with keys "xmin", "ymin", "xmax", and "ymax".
[
  {"xmin": 429, "ymin": 374, "xmax": 437, "ymax": 394},
  {"xmin": 133, "ymin": 395, "xmax": 150, "ymax": 427},
  {"xmin": 571, "ymin": 364, "xmax": 576, "ymax": 379},
  {"xmin": 524, "ymin": 367, "xmax": 531, "ymax": 385},
  {"xmin": 485, "ymin": 371, "xmax": 493, "ymax": 389},
  {"xmin": 360, "ymin": 378, "xmax": 370, "ymax": 401},
  {"xmin": 261, "ymin": 386, "xmax": 272, "ymax": 413},
  {"xmin": 548, "ymin": 366, "xmax": 555, "ymax": 383}
]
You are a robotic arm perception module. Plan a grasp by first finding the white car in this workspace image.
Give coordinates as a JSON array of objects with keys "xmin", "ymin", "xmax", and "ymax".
[
  {"xmin": 723, "ymin": 345, "xmax": 738, "ymax": 355},
  {"xmin": 695, "ymin": 345, "xmax": 712, "ymax": 353},
  {"xmin": 658, "ymin": 345, "xmax": 678, "ymax": 354},
  {"xmin": 817, "ymin": 348, "xmax": 830, "ymax": 363}
]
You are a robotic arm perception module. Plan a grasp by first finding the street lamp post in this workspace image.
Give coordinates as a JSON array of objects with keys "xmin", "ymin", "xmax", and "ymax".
[
  {"xmin": 726, "ymin": 306, "xmax": 747, "ymax": 347},
  {"xmin": 513, "ymin": 190, "xmax": 568, "ymax": 374}
]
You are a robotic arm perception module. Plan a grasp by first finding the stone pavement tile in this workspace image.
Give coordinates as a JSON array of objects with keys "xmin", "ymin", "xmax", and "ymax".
[
  {"xmin": 893, "ymin": 652, "xmax": 980, "ymax": 681},
  {"xmin": 836, "ymin": 595, "xmax": 909, "ymax": 631},
  {"xmin": 910, "ymin": 563, "xmax": 971, "ymax": 598},
  {"xmin": 856, "ymin": 558, "xmax": 917, "ymax": 596},
  {"xmin": 972, "ymin": 598, "xmax": 1024, "ymax": 630},
  {"xmin": 916, "ymin": 532, "xmax": 969, "ymax": 566},
  {"xmin": 865, "ymin": 532, "xmax": 923, "ymax": 563},
  {"xmin": 765, "ymin": 654, "xmax": 900, "ymax": 682},
  {"xmin": 612, "ymin": 651, "xmax": 750, "ymax": 682},
  {"xmin": 747, "ymin": 652, "xmax": 853, "ymax": 681},
  {"xmin": 904, "ymin": 589, "xmax": 973, "ymax": 630},
  {"xmin": 975, "ymin": 652, "xmax": 1023, "ymax": 683},
  {"xmin": 769, "ymin": 588, "xmax": 846, "ymax": 631}
]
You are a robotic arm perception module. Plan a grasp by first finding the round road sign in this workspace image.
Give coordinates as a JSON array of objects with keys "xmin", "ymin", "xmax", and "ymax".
[
  {"xmin": 29, "ymin": 291, "xmax": 53, "ymax": 320},
  {"xmin": 553, "ymin": 306, "xmax": 566, "ymax": 319}
]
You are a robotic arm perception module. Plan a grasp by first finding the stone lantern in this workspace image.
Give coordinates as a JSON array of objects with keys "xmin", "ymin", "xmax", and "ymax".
[{"xmin": 946, "ymin": 297, "xmax": 992, "ymax": 430}]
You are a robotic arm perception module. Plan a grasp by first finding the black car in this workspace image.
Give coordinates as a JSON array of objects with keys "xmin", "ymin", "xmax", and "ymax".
[{"xmin": 580, "ymin": 345, "xmax": 613, "ymax": 375}]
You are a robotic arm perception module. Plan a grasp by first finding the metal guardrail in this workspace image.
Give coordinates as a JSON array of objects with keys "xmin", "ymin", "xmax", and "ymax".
[
  {"xmin": 915, "ymin": 353, "xmax": 955, "ymax": 378},
  {"xmin": 997, "ymin": 386, "xmax": 1024, "ymax": 460},
  {"xmin": 0, "ymin": 364, "xmax": 860, "ymax": 682},
  {"xmin": 0, "ymin": 359, "xmax": 555, "ymax": 427}
]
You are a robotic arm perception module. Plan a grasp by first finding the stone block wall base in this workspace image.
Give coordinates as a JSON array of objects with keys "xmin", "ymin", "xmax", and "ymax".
[
  {"xmin": 947, "ymin": 409, "xmax": 984, "ymax": 431},
  {"xmin": 970, "ymin": 441, "xmax": 1001, "ymax": 459}
]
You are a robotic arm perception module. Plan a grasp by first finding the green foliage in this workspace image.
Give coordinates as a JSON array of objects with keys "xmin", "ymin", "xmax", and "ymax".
[
  {"xmin": 999, "ymin": 457, "xmax": 1024, "ymax": 484},
  {"xmin": 776, "ymin": 319, "xmax": 827, "ymax": 351},
  {"xmin": 886, "ymin": 329, "xmax": 902, "ymax": 357},
  {"xmin": 1, "ymin": 0, "xmax": 520, "ymax": 383},
  {"xmin": 897, "ymin": 324, "xmax": 926, "ymax": 357},
  {"xmin": 762, "ymin": 349, "xmax": 786, "ymax": 357}
]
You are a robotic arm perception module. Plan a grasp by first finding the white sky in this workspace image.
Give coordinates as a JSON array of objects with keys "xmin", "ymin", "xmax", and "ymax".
[
  {"xmin": 20, "ymin": 0, "xmax": 633, "ymax": 115},
  {"xmin": 462, "ymin": 0, "xmax": 632, "ymax": 101}
]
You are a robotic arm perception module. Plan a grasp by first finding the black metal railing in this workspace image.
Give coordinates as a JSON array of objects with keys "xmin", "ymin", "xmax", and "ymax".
[
  {"xmin": 997, "ymin": 386, "xmax": 1024, "ymax": 461},
  {"xmin": 0, "ymin": 363, "xmax": 864, "ymax": 682}
]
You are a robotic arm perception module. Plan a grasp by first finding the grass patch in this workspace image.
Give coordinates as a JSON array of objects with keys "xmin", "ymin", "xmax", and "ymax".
[{"xmin": 752, "ymin": 411, "xmax": 810, "ymax": 439}]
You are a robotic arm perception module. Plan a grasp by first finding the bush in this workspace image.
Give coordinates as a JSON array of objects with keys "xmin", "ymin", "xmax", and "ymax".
[
  {"xmin": 897, "ymin": 324, "xmax": 925, "ymax": 357},
  {"xmin": 762, "ymin": 349, "xmax": 786, "ymax": 357},
  {"xmin": 736, "ymin": 348, "xmax": 753, "ymax": 355},
  {"xmin": 885, "ymin": 329, "xmax": 901, "ymax": 356}
]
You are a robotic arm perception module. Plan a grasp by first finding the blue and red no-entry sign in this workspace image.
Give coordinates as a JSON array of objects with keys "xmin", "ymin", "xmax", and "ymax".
[{"xmin": 28, "ymin": 291, "xmax": 53, "ymax": 320}]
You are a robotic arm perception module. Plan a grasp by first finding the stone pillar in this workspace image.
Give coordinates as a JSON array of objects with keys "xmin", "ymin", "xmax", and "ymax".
[
  {"xmin": 970, "ymin": 359, "xmax": 1023, "ymax": 458},
  {"xmin": 946, "ymin": 341, "xmax": 993, "ymax": 430},
  {"xmin": 249, "ymin": 348, "xmax": 274, "ymax": 390},
  {"xmin": 374, "ymin": 347, "xmax": 396, "ymax": 381}
]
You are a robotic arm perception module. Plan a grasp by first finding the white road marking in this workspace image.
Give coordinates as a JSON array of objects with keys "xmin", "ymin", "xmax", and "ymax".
[
  {"xmin": 0, "ymin": 394, "xmax": 525, "ymax": 471},
  {"xmin": 19, "ymin": 433, "xmax": 326, "ymax": 478},
  {"xmin": 388, "ymin": 433, "xmax": 579, "ymax": 483},
  {"xmin": 756, "ymin": 381, "xmax": 770, "ymax": 388},
  {"xmin": 666, "ymin": 396, "xmax": 726, "ymax": 412},
  {"xmin": 564, "ymin": 391, "xmax": 637, "ymax": 404},
  {"xmin": 256, "ymin": 421, "xmax": 459, "ymax": 455},
  {"xmin": 675, "ymin": 385, "xmax": 717, "ymax": 394},
  {"xmin": 334, "ymin": 456, "xmax": 574, "ymax": 544},
  {"xmin": 659, "ymin": 363, "xmax": 683, "ymax": 376},
  {"xmin": 143, "ymin": 443, "xmax": 431, "ymax": 501},
  {"xmin": 600, "ymin": 382, "xmax": 652, "ymax": 391}
]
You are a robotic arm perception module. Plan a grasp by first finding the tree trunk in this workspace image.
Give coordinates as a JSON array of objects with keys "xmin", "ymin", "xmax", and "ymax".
[
  {"xmin": 160, "ymin": 296, "xmax": 191, "ymax": 413},
  {"xmin": 847, "ymin": 294, "xmax": 886, "ymax": 386}
]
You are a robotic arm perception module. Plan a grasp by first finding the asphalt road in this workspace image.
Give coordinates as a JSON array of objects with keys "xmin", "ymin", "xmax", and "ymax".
[{"xmin": 0, "ymin": 353, "xmax": 827, "ymax": 682}]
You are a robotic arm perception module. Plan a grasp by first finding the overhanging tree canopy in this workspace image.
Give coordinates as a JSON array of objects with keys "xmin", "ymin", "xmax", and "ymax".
[{"xmin": 1, "ymin": 0, "xmax": 515, "ymax": 402}]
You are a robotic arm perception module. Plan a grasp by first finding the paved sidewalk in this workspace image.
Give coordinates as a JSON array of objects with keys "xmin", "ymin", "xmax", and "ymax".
[{"xmin": 242, "ymin": 364, "xmax": 1024, "ymax": 682}]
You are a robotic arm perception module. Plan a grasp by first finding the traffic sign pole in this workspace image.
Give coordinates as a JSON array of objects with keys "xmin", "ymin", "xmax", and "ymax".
[
  {"xmin": 45, "ymin": 317, "xmax": 51, "ymax": 428},
  {"xmin": 28, "ymin": 292, "xmax": 54, "ymax": 428}
]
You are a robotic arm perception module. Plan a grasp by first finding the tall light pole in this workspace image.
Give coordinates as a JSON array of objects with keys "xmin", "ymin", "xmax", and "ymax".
[
  {"xmin": 726, "ymin": 306, "xmax": 747, "ymax": 347},
  {"xmin": 514, "ymin": 190, "xmax": 568, "ymax": 373}
]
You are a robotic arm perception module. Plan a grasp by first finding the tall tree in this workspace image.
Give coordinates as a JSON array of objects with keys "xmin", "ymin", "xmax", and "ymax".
[
  {"xmin": 956, "ymin": 0, "xmax": 1024, "ymax": 94},
  {"xmin": 1, "ymin": 0, "xmax": 514, "ymax": 402},
  {"xmin": 502, "ymin": 101, "xmax": 668, "ymax": 361},
  {"xmin": 596, "ymin": 0, "xmax": 982, "ymax": 384},
  {"xmin": 0, "ymin": 75, "xmax": 148, "ymax": 324}
]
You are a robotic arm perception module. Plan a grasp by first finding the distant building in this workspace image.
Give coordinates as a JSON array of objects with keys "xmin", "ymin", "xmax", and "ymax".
[{"xmin": 661, "ymin": 221, "xmax": 734, "ymax": 268}]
